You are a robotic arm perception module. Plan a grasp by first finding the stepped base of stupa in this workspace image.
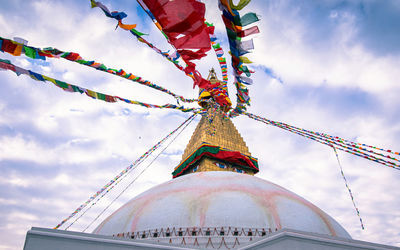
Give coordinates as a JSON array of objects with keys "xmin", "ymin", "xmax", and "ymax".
[{"xmin": 24, "ymin": 227, "xmax": 399, "ymax": 250}]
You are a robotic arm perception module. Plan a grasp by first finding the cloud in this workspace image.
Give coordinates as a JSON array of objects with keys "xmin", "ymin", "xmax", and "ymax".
[
  {"xmin": 0, "ymin": 0, "xmax": 399, "ymax": 249},
  {"xmin": 250, "ymin": 0, "xmax": 400, "ymax": 100}
]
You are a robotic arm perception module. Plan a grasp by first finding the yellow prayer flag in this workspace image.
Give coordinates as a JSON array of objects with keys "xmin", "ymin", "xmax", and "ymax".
[
  {"xmin": 86, "ymin": 89, "xmax": 98, "ymax": 99},
  {"xmin": 229, "ymin": 0, "xmax": 251, "ymax": 10},
  {"xmin": 240, "ymin": 56, "xmax": 253, "ymax": 64},
  {"xmin": 90, "ymin": 0, "xmax": 97, "ymax": 8},
  {"xmin": 42, "ymin": 75, "xmax": 57, "ymax": 85}
]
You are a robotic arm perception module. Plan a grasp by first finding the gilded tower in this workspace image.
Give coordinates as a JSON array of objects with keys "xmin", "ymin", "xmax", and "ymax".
[{"xmin": 173, "ymin": 69, "xmax": 259, "ymax": 178}]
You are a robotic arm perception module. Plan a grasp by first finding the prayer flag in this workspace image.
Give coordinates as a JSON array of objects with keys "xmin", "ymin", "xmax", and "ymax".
[
  {"xmin": 28, "ymin": 70, "xmax": 45, "ymax": 81},
  {"xmin": 1, "ymin": 39, "xmax": 17, "ymax": 55}
]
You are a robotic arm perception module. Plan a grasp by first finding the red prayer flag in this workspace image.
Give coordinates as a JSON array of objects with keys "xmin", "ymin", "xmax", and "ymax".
[
  {"xmin": 141, "ymin": 0, "xmax": 211, "ymax": 50},
  {"xmin": 0, "ymin": 61, "xmax": 16, "ymax": 71},
  {"xmin": 1, "ymin": 39, "xmax": 18, "ymax": 55},
  {"xmin": 64, "ymin": 52, "xmax": 80, "ymax": 61},
  {"xmin": 237, "ymin": 26, "xmax": 259, "ymax": 37},
  {"xmin": 171, "ymin": 27, "xmax": 211, "ymax": 49},
  {"xmin": 38, "ymin": 51, "xmax": 54, "ymax": 58}
]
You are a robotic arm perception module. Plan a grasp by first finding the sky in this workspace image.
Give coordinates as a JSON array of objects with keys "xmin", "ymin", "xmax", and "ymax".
[{"xmin": 0, "ymin": 0, "xmax": 400, "ymax": 249}]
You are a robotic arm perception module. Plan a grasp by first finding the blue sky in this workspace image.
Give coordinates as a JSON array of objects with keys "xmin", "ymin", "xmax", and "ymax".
[{"xmin": 1, "ymin": 0, "xmax": 400, "ymax": 249}]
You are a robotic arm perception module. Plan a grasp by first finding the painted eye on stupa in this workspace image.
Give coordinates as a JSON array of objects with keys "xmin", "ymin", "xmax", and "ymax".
[
  {"xmin": 235, "ymin": 168, "xmax": 244, "ymax": 173},
  {"xmin": 215, "ymin": 162, "xmax": 227, "ymax": 169}
]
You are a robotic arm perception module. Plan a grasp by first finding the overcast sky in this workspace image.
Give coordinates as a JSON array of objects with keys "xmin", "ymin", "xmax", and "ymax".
[{"xmin": 1, "ymin": 0, "xmax": 399, "ymax": 249}]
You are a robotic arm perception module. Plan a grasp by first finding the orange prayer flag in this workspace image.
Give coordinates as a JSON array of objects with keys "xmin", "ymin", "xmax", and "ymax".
[
  {"xmin": 118, "ymin": 20, "xmax": 137, "ymax": 30},
  {"xmin": 12, "ymin": 44, "xmax": 23, "ymax": 56}
]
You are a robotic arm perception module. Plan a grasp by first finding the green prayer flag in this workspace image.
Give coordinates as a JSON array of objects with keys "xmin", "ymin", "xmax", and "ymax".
[
  {"xmin": 212, "ymin": 43, "xmax": 221, "ymax": 49},
  {"xmin": 98, "ymin": 64, "xmax": 107, "ymax": 71},
  {"xmin": 205, "ymin": 21, "xmax": 214, "ymax": 27},
  {"xmin": 96, "ymin": 92, "xmax": 107, "ymax": 101},
  {"xmin": 131, "ymin": 29, "xmax": 147, "ymax": 37},
  {"xmin": 71, "ymin": 85, "xmax": 84, "ymax": 93},
  {"xmin": 234, "ymin": 12, "xmax": 259, "ymax": 27},
  {"xmin": 76, "ymin": 60, "xmax": 87, "ymax": 64},
  {"xmin": 239, "ymin": 65, "xmax": 251, "ymax": 77},
  {"xmin": 55, "ymin": 80, "xmax": 69, "ymax": 89},
  {"xmin": 24, "ymin": 46, "xmax": 36, "ymax": 59}
]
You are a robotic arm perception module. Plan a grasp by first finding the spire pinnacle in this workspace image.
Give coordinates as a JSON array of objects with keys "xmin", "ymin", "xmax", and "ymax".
[{"xmin": 207, "ymin": 68, "xmax": 217, "ymax": 81}]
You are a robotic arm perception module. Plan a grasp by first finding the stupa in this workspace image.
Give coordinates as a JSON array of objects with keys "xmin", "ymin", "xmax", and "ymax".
[
  {"xmin": 24, "ymin": 70, "xmax": 399, "ymax": 250},
  {"xmin": 91, "ymin": 70, "xmax": 351, "ymax": 248}
]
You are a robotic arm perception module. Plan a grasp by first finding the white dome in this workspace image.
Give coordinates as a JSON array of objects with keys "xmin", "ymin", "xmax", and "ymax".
[{"xmin": 93, "ymin": 171, "xmax": 350, "ymax": 239}]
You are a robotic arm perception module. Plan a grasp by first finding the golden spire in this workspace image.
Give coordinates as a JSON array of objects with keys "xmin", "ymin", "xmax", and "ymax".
[{"xmin": 172, "ymin": 70, "xmax": 258, "ymax": 178}]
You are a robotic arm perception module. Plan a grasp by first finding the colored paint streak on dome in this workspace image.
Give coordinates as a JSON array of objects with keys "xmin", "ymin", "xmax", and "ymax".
[{"xmin": 93, "ymin": 171, "xmax": 351, "ymax": 240}]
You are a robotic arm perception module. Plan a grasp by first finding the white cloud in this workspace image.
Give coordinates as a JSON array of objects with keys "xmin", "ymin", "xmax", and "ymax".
[{"xmin": 0, "ymin": 0, "xmax": 399, "ymax": 249}]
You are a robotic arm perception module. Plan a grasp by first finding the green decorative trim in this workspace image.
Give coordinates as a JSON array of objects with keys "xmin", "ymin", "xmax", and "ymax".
[{"xmin": 173, "ymin": 143, "xmax": 258, "ymax": 178}]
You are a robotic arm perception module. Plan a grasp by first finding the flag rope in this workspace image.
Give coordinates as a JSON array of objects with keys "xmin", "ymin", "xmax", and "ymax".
[{"xmin": 332, "ymin": 146, "xmax": 365, "ymax": 230}]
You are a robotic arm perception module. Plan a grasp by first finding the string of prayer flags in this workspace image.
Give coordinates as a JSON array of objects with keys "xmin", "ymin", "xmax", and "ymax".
[
  {"xmin": 203, "ymin": 22, "xmax": 232, "ymax": 110},
  {"xmin": 218, "ymin": 1, "xmax": 260, "ymax": 116},
  {"xmin": 55, "ymin": 113, "xmax": 198, "ymax": 229},
  {"xmin": 0, "ymin": 36, "xmax": 196, "ymax": 103},
  {"xmin": 206, "ymin": 22, "xmax": 229, "ymax": 83},
  {"xmin": 259, "ymin": 113, "xmax": 400, "ymax": 163},
  {"xmin": 313, "ymin": 131, "xmax": 400, "ymax": 157},
  {"xmin": 248, "ymin": 112, "xmax": 400, "ymax": 168},
  {"xmin": 244, "ymin": 112, "xmax": 400, "ymax": 170},
  {"xmin": 0, "ymin": 58, "xmax": 199, "ymax": 113}
]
